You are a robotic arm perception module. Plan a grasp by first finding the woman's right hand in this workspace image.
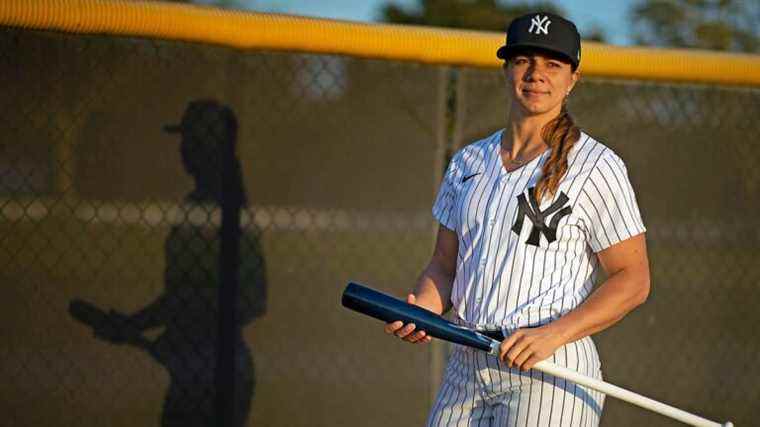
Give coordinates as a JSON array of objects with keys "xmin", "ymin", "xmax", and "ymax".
[{"xmin": 383, "ymin": 294, "xmax": 433, "ymax": 344}]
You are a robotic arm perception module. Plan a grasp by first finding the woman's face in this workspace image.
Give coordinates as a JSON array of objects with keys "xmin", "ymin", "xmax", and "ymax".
[{"xmin": 504, "ymin": 50, "xmax": 579, "ymax": 117}]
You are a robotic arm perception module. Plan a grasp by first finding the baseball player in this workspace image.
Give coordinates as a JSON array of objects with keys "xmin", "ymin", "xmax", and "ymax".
[{"xmin": 385, "ymin": 12, "xmax": 650, "ymax": 426}]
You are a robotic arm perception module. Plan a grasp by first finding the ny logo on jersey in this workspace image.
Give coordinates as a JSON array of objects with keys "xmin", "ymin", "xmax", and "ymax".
[
  {"xmin": 511, "ymin": 187, "xmax": 572, "ymax": 246},
  {"xmin": 528, "ymin": 15, "xmax": 551, "ymax": 35}
]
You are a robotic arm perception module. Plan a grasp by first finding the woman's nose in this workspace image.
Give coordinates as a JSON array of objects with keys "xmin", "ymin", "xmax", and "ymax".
[{"xmin": 523, "ymin": 64, "xmax": 546, "ymax": 82}]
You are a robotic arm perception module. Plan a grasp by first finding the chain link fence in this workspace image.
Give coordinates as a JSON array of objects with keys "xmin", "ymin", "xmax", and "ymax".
[
  {"xmin": 1, "ymin": 27, "xmax": 444, "ymax": 427},
  {"xmin": 1, "ymin": 24, "xmax": 758, "ymax": 427}
]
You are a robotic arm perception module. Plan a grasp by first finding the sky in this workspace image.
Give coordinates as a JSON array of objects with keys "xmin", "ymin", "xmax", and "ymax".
[{"xmin": 235, "ymin": 0, "xmax": 639, "ymax": 46}]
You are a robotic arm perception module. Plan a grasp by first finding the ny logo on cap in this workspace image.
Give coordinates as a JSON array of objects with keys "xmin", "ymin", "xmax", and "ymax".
[{"xmin": 528, "ymin": 15, "xmax": 551, "ymax": 35}]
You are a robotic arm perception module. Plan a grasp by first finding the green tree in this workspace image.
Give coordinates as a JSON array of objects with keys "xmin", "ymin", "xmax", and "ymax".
[
  {"xmin": 380, "ymin": 0, "xmax": 604, "ymax": 41},
  {"xmin": 631, "ymin": 0, "xmax": 759, "ymax": 52},
  {"xmin": 152, "ymin": 0, "xmax": 246, "ymax": 9}
]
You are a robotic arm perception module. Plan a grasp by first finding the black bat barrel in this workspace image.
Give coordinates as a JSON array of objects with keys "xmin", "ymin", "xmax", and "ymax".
[{"xmin": 341, "ymin": 282, "xmax": 496, "ymax": 353}]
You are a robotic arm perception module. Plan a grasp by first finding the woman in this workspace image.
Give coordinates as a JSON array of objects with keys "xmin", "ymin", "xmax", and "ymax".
[{"xmin": 386, "ymin": 12, "xmax": 650, "ymax": 426}]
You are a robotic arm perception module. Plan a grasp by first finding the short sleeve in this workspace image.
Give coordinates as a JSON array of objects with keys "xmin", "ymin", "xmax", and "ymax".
[
  {"xmin": 432, "ymin": 157, "xmax": 458, "ymax": 231},
  {"xmin": 577, "ymin": 153, "xmax": 646, "ymax": 253}
]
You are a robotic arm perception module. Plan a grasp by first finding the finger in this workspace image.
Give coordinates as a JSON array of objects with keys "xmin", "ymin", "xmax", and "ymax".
[
  {"xmin": 513, "ymin": 345, "xmax": 534, "ymax": 370},
  {"xmin": 415, "ymin": 335, "xmax": 433, "ymax": 344},
  {"xmin": 395, "ymin": 322, "xmax": 416, "ymax": 338},
  {"xmin": 523, "ymin": 355, "xmax": 544, "ymax": 371},
  {"xmin": 406, "ymin": 293, "xmax": 416, "ymax": 305},
  {"xmin": 504, "ymin": 332, "xmax": 533, "ymax": 368},
  {"xmin": 499, "ymin": 330, "xmax": 523, "ymax": 362},
  {"xmin": 384, "ymin": 321, "xmax": 404, "ymax": 334},
  {"xmin": 506, "ymin": 341, "xmax": 531, "ymax": 369},
  {"xmin": 406, "ymin": 330, "xmax": 426, "ymax": 343}
]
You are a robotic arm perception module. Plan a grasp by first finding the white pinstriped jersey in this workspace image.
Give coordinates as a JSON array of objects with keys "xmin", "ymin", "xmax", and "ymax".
[{"xmin": 433, "ymin": 129, "xmax": 646, "ymax": 332}]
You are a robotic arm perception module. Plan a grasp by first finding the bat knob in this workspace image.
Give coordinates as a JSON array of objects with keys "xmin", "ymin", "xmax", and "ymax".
[
  {"xmin": 723, "ymin": 422, "xmax": 734, "ymax": 427},
  {"xmin": 488, "ymin": 339, "xmax": 501, "ymax": 357}
]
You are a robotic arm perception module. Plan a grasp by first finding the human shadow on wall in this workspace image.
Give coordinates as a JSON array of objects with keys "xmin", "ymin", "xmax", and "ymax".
[{"xmin": 69, "ymin": 99, "xmax": 267, "ymax": 427}]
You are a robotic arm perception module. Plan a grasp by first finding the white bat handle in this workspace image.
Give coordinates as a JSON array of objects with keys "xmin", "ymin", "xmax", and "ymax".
[{"xmin": 532, "ymin": 360, "xmax": 732, "ymax": 427}]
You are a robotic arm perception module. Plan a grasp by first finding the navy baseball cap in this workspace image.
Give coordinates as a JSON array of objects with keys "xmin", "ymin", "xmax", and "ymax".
[{"xmin": 496, "ymin": 12, "xmax": 581, "ymax": 69}]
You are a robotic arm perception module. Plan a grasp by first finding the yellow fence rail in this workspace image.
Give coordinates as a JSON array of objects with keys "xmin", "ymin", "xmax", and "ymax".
[{"xmin": 2, "ymin": 0, "xmax": 760, "ymax": 85}]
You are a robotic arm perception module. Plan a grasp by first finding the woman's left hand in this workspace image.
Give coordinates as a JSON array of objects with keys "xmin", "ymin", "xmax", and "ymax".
[{"xmin": 499, "ymin": 325, "xmax": 567, "ymax": 371}]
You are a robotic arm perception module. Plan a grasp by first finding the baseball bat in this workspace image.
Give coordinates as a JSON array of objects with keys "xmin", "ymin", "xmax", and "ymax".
[
  {"xmin": 341, "ymin": 282, "xmax": 732, "ymax": 427},
  {"xmin": 69, "ymin": 299, "xmax": 154, "ymax": 353}
]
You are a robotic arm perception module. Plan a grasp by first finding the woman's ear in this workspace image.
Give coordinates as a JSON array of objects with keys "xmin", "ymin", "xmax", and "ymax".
[
  {"xmin": 568, "ymin": 70, "xmax": 581, "ymax": 94},
  {"xmin": 502, "ymin": 61, "xmax": 513, "ymax": 84}
]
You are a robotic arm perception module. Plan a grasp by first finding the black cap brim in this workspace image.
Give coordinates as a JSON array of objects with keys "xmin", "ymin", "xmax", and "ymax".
[{"xmin": 497, "ymin": 43, "xmax": 578, "ymax": 68}]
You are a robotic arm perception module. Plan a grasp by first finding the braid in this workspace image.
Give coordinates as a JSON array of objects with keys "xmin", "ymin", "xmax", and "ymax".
[{"xmin": 535, "ymin": 103, "xmax": 580, "ymax": 203}]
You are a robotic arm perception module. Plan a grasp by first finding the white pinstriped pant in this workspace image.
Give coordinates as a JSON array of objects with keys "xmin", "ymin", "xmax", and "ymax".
[{"xmin": 427, "ymin": 337, "xmax": 605, "ymax": 427}]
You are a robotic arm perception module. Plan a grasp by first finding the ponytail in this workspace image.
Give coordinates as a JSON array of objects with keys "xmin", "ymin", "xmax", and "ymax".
[{"xmin": 534, "ymin": 103, "xmax": 580, "ymax": 203}]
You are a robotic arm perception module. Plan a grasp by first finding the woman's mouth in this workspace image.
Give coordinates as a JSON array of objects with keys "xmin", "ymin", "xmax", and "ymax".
[{"xmin": 522, "ymin": 88, "xmax": 549, "ymax": 96}]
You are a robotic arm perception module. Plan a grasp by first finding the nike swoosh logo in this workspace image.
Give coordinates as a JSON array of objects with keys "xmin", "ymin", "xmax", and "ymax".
[{"xmin": 462, "ymin": 173, "xmax": 481, "ymax": 183}]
